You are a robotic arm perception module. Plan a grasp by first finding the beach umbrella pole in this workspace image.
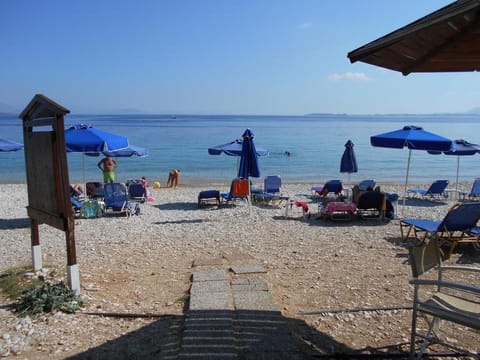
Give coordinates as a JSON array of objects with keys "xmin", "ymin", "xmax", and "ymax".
[
  {"xmin": 402, "ymin": 149, "xmax": 412, "ymax": 216},
  {"xmin": 455, "ymin": 156, "xmax": 460, "ymax": 200},
  {"xmin": 82, "ymin": 154, "xmax": 86, "ymax": 192}
]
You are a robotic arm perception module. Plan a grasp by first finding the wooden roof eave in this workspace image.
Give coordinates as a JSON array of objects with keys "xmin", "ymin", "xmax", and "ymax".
[{"xmin": 348, "ymin": 0, "xmax": 480, "ymax": 64}]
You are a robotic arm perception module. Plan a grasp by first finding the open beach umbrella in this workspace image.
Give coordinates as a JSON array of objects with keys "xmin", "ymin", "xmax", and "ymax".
[
  {"xmin": 371, "ymin": 125, "xmax": 453, "ymax": 213},
  {"xmin": 238, "ymin": 129, "xmax": 261, "ymax": 179},
  {"xmin": 65, "ymin": 124, "xmax": 129, "ymax": 184},
  {"xmin": 208, "ymin": 131, "xmax": 268, "ymax": 179},
  {"xmin": 340, "ymin": 139, "xmax": 358, "ymax": 185},
  {"xmin": 85, "ymin": 145, "xmax": 148, "ymax": 158},
  {"xmin": 65, "ymin": 124, "xmax": 129, "ymax": 153},
  {"xmin": 0, "ymin": 138, "xmax": 23, "ymax": 152},
  {"xmin": 208, "ymin": 139, "xmax": 268, "ymax": 157},
  {"xmin": 428, "ymin": 139, "xmax": 480, "ymax": 197}
]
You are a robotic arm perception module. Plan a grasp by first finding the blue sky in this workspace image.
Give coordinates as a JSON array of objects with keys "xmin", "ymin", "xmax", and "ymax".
[{"xmin": 1, "ymin": 0, "xmax": 478, "ymax": 115}]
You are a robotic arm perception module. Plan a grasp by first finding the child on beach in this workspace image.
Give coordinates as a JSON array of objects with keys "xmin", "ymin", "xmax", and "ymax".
[
  {"xmin": 140, "ymin": 176, "xmax": 156, "ymax": 201},
  {"xmin": 167, "ymin": 169, "xmax": 180, "ymax": 188}
]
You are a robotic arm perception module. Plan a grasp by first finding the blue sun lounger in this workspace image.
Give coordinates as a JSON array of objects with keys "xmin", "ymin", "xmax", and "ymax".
[
  {"xmin": 104, "ymin": 182, "xmax": 140, "ymax": 217},
  {"xmin": 459, "ymin": 178, "xmax": 480, "ymax": 200},
  {"xmin": 400, "ymin": 202, "xmax": 480, "ymax": 256},
  {"xmin": 358, "ymin": 179, "xmax": 376, "ymax": 191},
  {"xmin": 311, "ymin": 179, "xmax": 343, "ymax": 195},
  {"xmin": 407, "ymin": 179, "xmax": 448, "ymax": 200},
  {"xmin": 253, "ymin": 175, "xmax": 289, "ymax": 205}
]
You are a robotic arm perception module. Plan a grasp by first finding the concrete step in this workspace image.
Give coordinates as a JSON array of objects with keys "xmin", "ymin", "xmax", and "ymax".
[{"xmin": 177, "ymin": 267, "xmax": 305, "ymax": 359}]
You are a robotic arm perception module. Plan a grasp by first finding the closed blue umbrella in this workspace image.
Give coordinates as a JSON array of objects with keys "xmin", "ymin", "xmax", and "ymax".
[
  {"xmin": 238, "ymin": 129, "xmax": 261, "ymax": 179},
  {"xmin": 371, "ymin": 125, "xmax": 453, "ymax": 213},
  {"xmin": 0, "ymin": 138, "xmax": 23, "ymax": 152},
  {"xmin": 340, "ymin": 140, "xmax": 358, "ymax": 184}
]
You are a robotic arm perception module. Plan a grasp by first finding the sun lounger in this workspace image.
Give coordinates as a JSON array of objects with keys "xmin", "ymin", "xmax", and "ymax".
[
  {"xmin": 221, "ymin": 178, "xmax": 249, "ymax": 205},
  {"xmin": 198, "ymin": 190, "xmax": 220, "ymax": 207},
  {"xmin": 311, "ymin": 180, "xmax": 343, "ymax": 202},
  {"xmin": 356, "ymin": 191, "xmax": 386, "ymax": 220},
  {"xmin": 459, "ymin": 178, "xmax": 480, "ymax": 200},
  {"xmin": 400, "ymin": 202, "xmax": 480, "ymax": 256},
  {"xmin": 407, "ymin": 179, "xmax": 449, "ymax": 200},
  {"xmin": 358, "ymin": 179, "xmax": 376, "ymax": 191},
  {"xmin": 253, "ymin": 175, "xmax": 289, "ymax": 205},
  {"xmin": 104, "ymin": 182, "xmax": 140, "ymax": 217}
]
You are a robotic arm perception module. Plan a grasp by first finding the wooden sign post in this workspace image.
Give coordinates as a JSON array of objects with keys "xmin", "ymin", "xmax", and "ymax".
[{"xmin": 19, "ymin": 94, "xmax": 80, "ymax": 295}]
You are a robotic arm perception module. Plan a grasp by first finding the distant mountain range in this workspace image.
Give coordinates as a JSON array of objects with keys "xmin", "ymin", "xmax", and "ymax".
[
  {"xmin": 0, "ymin": 102, "xmax": 20, "ymax": 115},
  {"xmin": 467, "ymin": 107, "xmax": 480, "ymax": 114},
  {"xmin": 1, "ymin": 100, "xmax": 480, "ymax": 116}
]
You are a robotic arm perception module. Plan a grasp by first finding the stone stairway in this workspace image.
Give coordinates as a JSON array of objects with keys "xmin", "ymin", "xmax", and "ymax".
[{"xmin": 176, "ymin": 256, "xmax": 306, "ymax": 359}]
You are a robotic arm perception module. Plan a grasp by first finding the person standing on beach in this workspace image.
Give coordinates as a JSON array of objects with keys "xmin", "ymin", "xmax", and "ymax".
[
  {"xmin": 167, "ymin": 169, "xmax": 180, "ymax": 188},
  {"xmin": 97, "ymin": 156, "xmax": 117, "ymax": 183}
]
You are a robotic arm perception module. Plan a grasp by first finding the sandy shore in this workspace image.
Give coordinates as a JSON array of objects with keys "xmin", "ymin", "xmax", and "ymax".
[{"xmin": 0, "ymin": 182, "xmax": 479, "ymax": 358}]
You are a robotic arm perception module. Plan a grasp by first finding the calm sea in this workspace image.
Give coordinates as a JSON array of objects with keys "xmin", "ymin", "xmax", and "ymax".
[{"xmin": 1, "ymin": 113, "xmax": 480, "ymax": 186}]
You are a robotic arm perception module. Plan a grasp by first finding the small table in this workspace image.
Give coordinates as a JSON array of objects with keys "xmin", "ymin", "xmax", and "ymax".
[
  {"xmin": 285, "ymin": 200, "xmax": 310, "ymax": 219},
  {"xmin": 321, "ymin": 201, "xmax": 357, "ymax": 221}
]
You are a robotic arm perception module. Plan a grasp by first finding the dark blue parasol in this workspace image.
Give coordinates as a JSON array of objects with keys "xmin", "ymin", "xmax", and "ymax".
[
  {"xmin": 238, "ymin": 129, "xmax": 261, "ymax": 179},
  {"xmin": 340, "ymin": 140, "xmax": 358, "ymax": 184}
]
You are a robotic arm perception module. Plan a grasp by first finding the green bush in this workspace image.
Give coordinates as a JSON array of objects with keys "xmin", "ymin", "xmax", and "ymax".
[{"xmin": 15, "ymin": 282, "xmax": 85, "ymax": 317}]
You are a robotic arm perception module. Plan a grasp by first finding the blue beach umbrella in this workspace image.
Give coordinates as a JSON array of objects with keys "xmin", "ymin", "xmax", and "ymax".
[
  {"xmin": 238, "ymin": 129, "xmax": 261, "ymax": 179},
  {"xmin": 371, "ymin": 125, "xmax": 453, "ymax": 213},
  {"xmin": 208, "ymin": 132, "xmax": 268, "ymax": 179},
  {"xmin": 340, "ymin": 139, "xmax": 358, "ymax": 184},
  {"xmin": 428, "ymin": 139, "xmax": 480, "ymax": 196},
  {"xmin": 0, "ymin": 138, "xmax": 23, "ymax": 152},
  {"xmin": 86, "ymin": 145, "xmax": 149, "ymax": 158},
  {"xmin": 103, "ymin": 145, "xmax": 148, "ymax": 158},
  {"xmin": 65, "ymin": 124, "xmax": 129, "ymax": 184},
  {"xmin": 208, "ymin": 139, "xmax": 268, "ymax": 157},
  {"xmin": 65, "ymin": 124, "xmax": 129, "ymax": 153}
]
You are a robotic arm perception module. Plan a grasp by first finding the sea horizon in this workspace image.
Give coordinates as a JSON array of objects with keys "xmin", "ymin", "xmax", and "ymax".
[{"xmin": 2, "ymin": 112, "xmax": 480, "ymax": 188}]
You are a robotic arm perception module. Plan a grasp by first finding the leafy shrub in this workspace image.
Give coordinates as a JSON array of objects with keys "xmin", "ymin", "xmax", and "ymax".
[{"xmin": 15, "ymin": 282, "xmax": 85, "ymax": 317}]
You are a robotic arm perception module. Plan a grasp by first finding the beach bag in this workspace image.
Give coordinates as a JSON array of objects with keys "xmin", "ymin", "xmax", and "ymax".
[
  {"xmin": 127, "ymin": 201, "xmax": 141, "ymax": 216},
  {"xmin": 81, "ymin": 200, "xmax": 101, "ymax": 219},
  {"xmin": 385, "ymin": 199, "xmax": 394, "ymax": 219}
]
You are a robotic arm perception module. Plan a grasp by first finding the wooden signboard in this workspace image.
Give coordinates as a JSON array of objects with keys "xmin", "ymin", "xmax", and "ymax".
[{"xmin": 19, "ymin": 94, "xmax": 80, "ymax": 294}]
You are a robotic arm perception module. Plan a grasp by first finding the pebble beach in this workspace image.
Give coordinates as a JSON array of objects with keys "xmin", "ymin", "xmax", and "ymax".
[{"xmin": 0, "ymin": 182, "xmax": 479, "ymax": 358}]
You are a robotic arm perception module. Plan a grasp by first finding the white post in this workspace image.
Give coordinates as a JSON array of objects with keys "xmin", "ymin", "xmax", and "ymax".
[
  {"xmin": 67, "ymin": 264, "xmax": 81, "ymax": 296},
  {"xmin": 31, "ymin": 245, "xmax": 42, "ymax": 271}
]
